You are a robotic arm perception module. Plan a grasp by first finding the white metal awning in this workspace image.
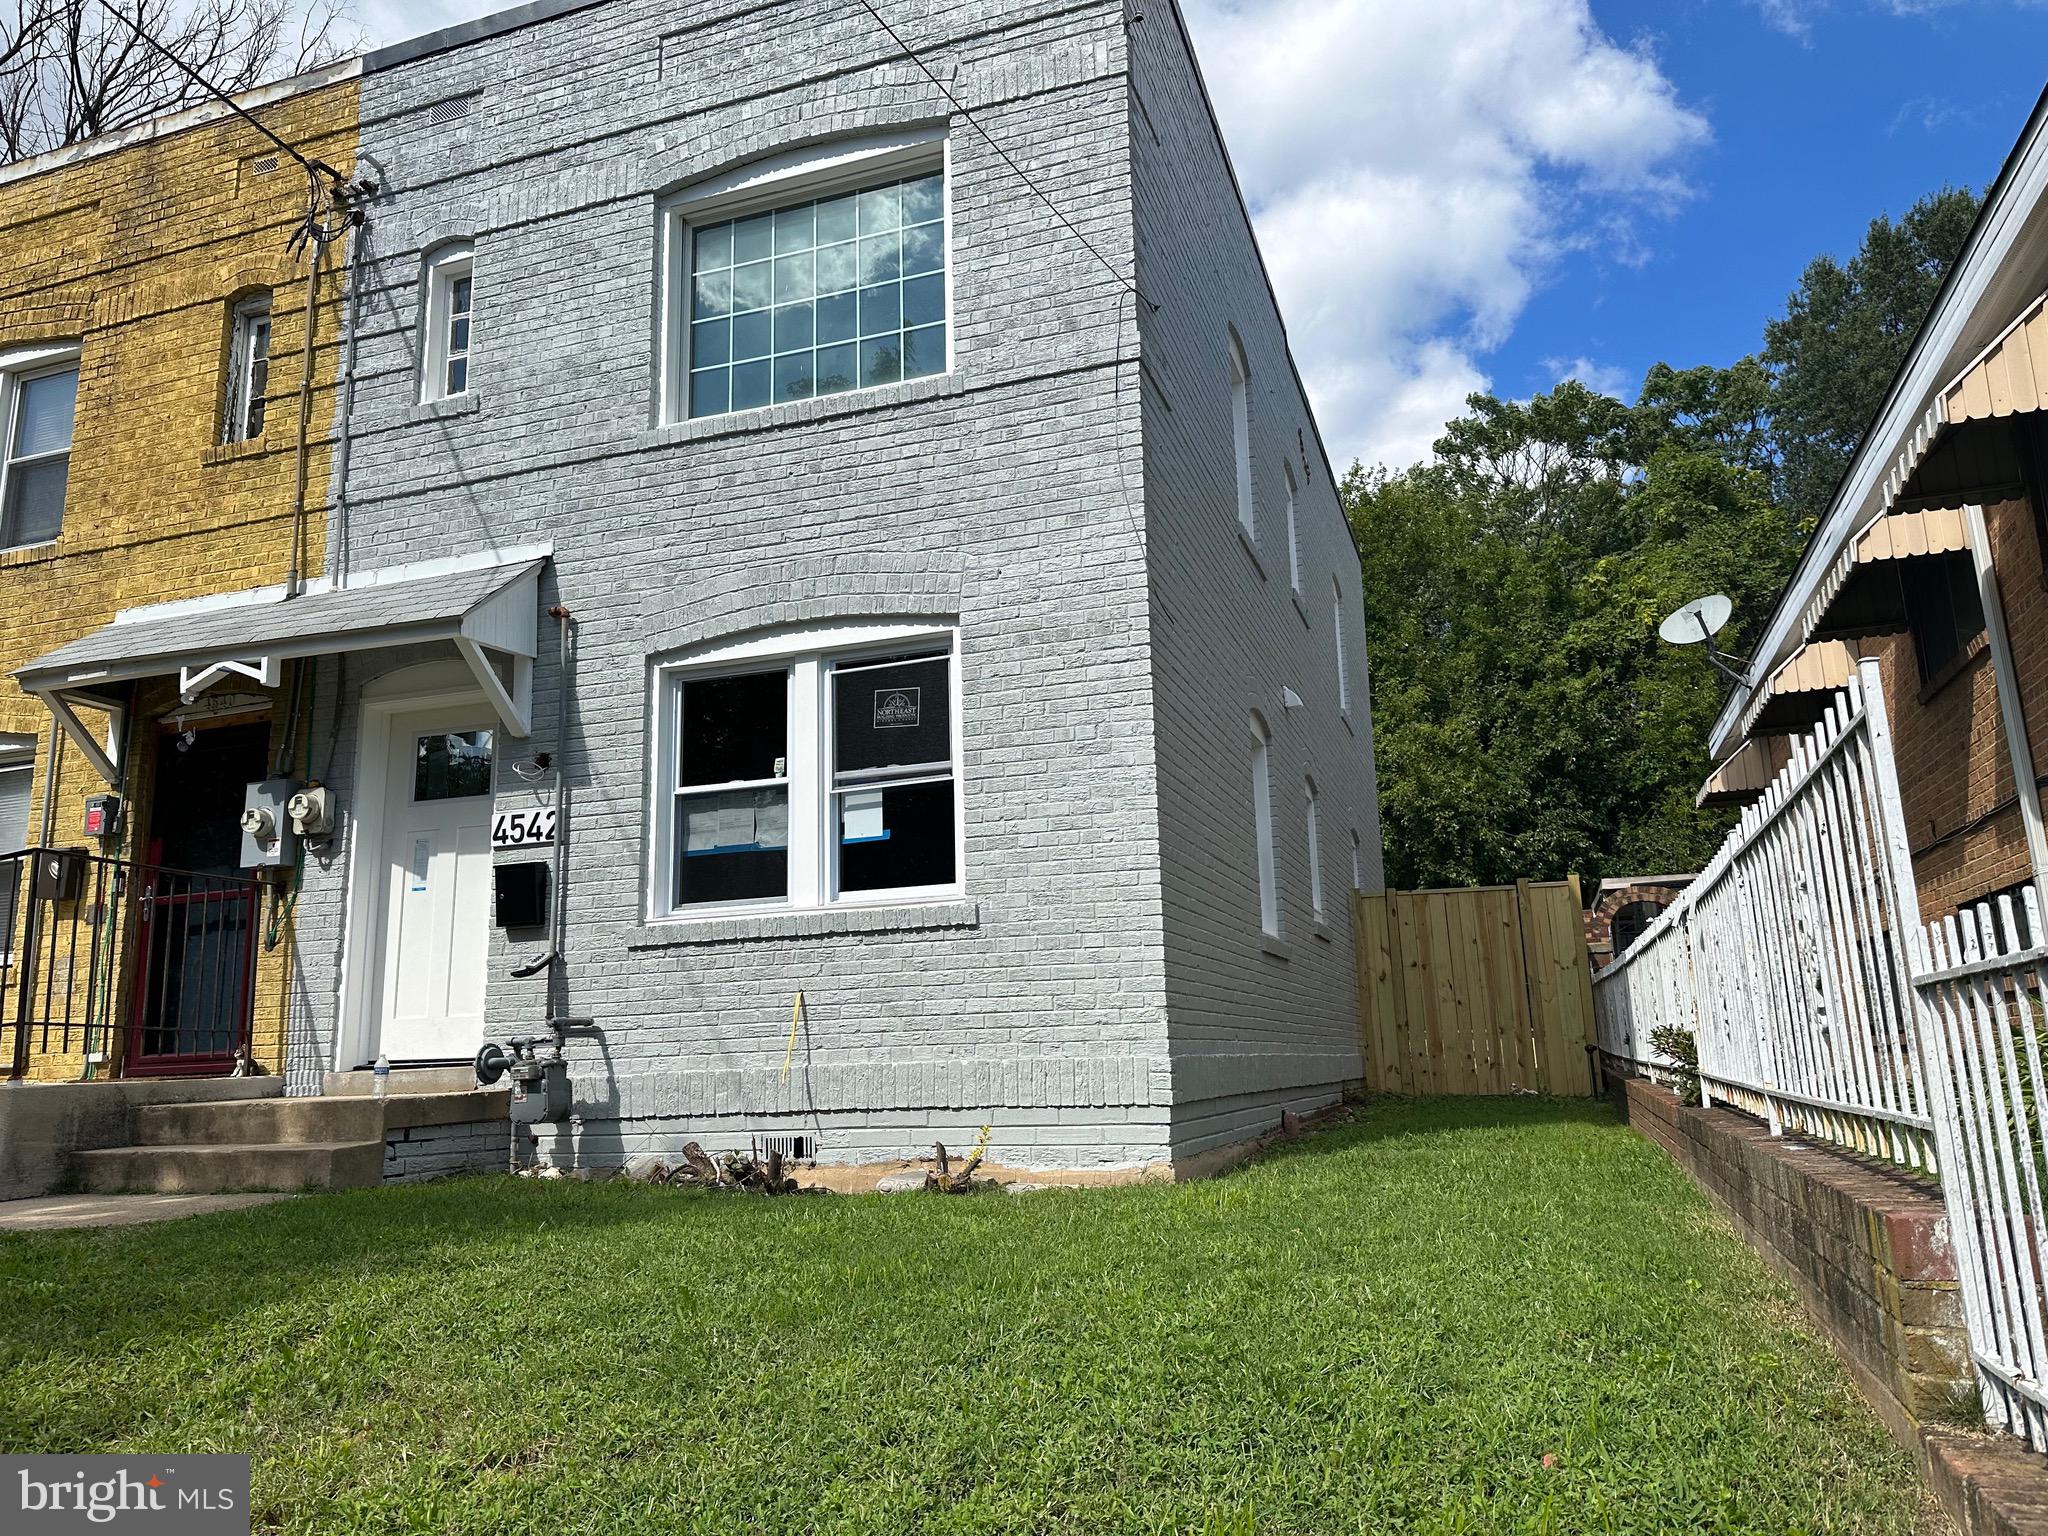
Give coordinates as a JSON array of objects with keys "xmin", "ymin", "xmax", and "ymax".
[
  {"xmin": 1696, "ymin": 736, "xmax": 1792, "ymax": 810},
  {"xmin": 1877, "ymin": 289, "xmax": 2048, "ymax": 518},
  {"xmin": 1798, "ymin": 504, "xmax": 1972, "ymax": 643},
  {"xmin": 14, "ymin": 552, "xmax": 545, "ymax": 786},
  {"xmin": 1738, "ymin": 638, "xmax": 1859, "ymax": 739}
]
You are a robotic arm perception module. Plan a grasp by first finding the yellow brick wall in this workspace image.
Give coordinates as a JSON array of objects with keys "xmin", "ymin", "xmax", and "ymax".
[{"xmin": 0, "ymin": 80, "xmax": 358, "ymax": 1080}]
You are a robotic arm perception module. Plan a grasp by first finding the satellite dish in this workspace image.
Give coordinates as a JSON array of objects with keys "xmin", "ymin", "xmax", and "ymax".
[{"xmin": 1659, "ymin": 594, "xmax": 1733, "ymax": 647}]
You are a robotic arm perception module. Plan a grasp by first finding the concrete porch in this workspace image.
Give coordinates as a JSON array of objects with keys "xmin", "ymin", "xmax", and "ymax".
[{"xmin": 1, "ymin": 1073, "xmax": 512, "ymax": 1199}]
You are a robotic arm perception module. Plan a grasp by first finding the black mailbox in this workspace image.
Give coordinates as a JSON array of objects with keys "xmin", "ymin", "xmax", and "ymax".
[{"xmin": 493, "ymin": 861, "xmax": 549, "ymax": 929}]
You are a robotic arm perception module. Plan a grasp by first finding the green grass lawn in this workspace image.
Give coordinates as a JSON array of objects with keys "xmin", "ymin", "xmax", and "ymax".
[{"xmin": 0, "ymin": 1097, "xmax": 1931, "ymax": 1534}]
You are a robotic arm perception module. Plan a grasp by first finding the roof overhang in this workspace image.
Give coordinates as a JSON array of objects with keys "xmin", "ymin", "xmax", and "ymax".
[
  {"xmin": 1798, "ymin": 504, "xmax": 1971, "ymax": 644},
  {"xmin": 15, "ymin": 551, "xmax": 546, "ymax": 786},
  {"xmin": 1711, "ymin": 87, "xmax": 2048, "ymax": 758},
  {"xmin": 1739, "ymin": 639, "xmax": 1858, "ymax": 739},
  {"xmin": 1697, "ymin": 736, "xmax": 1792, "ymax": 810}
]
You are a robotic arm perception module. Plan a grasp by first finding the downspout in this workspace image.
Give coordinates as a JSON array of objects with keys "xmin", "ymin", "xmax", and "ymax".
[
  {"xmin": 330, "ymin": 192, "xmax": 365, "ymax": 588},
  {"xmin": 1963, "ymin": 501, "xmax": 2048, "ymax": 906},
  {"xmin": 284, "ymin": 220, "xmax": 327, "ymax": 600}
]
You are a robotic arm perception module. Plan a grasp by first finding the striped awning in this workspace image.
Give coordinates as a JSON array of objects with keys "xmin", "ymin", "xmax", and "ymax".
[
  {"xmin": 1697, "ymin": 736, "xmax": 1792, "ymax": 810},
  {"xmin": 1739, "ymin": 639, "xmax": 1859, "ymax": 737},
  {"xmin": 1879, "ymin": 291, "xmax": 2048, "ymax": 515},
  {"xmin": 1799, "ymin": 504, "xmax": 1971, "ymax": 642}
]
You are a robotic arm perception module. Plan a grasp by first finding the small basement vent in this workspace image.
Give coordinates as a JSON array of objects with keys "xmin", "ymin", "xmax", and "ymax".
[
  {"xmin": 751, "ymin": 1134, "xmax": 816, "ymax": 1163},
  {"xmin": 424, "ymin": 94, "xmax": 475, "ymax": 128}
]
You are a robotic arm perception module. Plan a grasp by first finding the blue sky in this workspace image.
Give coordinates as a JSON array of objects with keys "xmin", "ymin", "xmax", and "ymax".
[
  {"xmin": 1493, "ymin": 1, "xmax": 2048, "ymax": 419},
  {"xmin": 359, "ymin": 0, "xmax": 2048, "ymax": 470}
]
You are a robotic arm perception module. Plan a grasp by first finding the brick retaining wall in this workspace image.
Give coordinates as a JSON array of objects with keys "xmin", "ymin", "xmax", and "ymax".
[{"xmin": 1608, "ymin": 1071, "xmax": 2048, "ymax": 1534}]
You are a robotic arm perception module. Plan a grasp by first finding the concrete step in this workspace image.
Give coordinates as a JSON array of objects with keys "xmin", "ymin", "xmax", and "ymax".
[
  {"xmin": 73, "ymin": 1140, "xmax": 383, "ymax": 1194},
  {"xmin": 132, "ymin": 1096, "xmax": 384, "ymax": 1147},
  {"xmin": 324, "ymin": 1065, "xmax": 477, "ymax": 1097}
]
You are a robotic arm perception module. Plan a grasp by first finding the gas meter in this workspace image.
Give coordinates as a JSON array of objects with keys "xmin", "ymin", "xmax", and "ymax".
[{"xmin": 476, "ymin": 1036, "xmax": 573, "ymax": 1124}]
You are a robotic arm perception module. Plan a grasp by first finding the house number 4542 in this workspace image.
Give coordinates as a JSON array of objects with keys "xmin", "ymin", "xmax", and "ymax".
[{"xmin": 491, "ymin": 807, "xmax": 558, "ymax": 849}]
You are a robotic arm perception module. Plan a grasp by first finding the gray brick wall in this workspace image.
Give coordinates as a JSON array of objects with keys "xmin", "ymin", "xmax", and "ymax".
[
  {"xmin": 1129, "ymin": 0, "xmax": 1383, "ymax": 1157},
  {"xmin": 384, "ymin": 1118, "xmax": 511, "ymax": 1182},
  {"xmin": 281, "ymin": 0, "xmax": 1379, "ymax": 1174}
]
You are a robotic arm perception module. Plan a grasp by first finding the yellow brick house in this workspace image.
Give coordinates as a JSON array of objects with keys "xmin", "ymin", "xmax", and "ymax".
[{"xmin": 0, "ymin": 65, "xmax": 360, "ymax": 1082}]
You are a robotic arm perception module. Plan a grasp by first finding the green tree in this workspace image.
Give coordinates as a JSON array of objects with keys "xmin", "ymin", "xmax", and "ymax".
[
  {"xmin": 1349, "ymin": 369, "xmax": 1806, "ymax": 891},
  {"xmin": 1764, "ymin": 186, "xmax": 1981, "ymax": 518}
]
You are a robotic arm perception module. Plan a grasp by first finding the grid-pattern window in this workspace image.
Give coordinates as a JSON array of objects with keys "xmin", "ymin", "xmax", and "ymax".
[
  {"xmin": 0, "ymin": 359, "xmax": 77, "ymax": 550},
  {"xmin": 687, "ymin": 171, "xmax": 946, "ymax": 419},
  {"xmin": 223, "ymin": 296, "xmax": 271, "ymax": 444}
]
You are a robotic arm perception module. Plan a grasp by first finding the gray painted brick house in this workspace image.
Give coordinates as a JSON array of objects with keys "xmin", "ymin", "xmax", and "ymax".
[{"xmin": 24, "ymin": 0, "xmax": 1383, "ymax": 1178}]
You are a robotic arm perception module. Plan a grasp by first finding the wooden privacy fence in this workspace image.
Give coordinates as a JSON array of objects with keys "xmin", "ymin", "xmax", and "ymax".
[{"xmin": 1353, "ymin": 879, "xmax": 1597, "ymax": 1096}]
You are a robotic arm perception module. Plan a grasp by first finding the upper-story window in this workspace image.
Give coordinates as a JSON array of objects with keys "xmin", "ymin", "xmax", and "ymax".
[
  {"xmin": 1229, "ymin": 331, "xmax": 1254, "ymax": 540},
  {"xmin": 1333, "ymin": 576, "xmax": 1352, "ymax": 713},
  {"xmin": 1284, "ymin": 462, "xmax": 1300, "ymax": 592},
  {"xmin": 664, "ymin": 130, "xmax": 949, "ymax": 423},
  {"xmin": 421, "ymin": 243, "xmax": 475, "ymax": 402},
  {"xmin": 222, "ymin": 294, "xmax": 272, "ymax": 444},
  {"xmin": 0, "ymin": 345, "xmax": 80, "ymax": 551}
]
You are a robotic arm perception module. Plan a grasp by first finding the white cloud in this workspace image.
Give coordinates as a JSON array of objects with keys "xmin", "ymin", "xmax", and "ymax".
[
  {"xmin": 1542, "ymin": 356, "xmax": 1637, "ymax": 400},
  {"xmin": 1752, "ymin": 0, "xmax": 2048, "ymax": 42},
  {"xmin": 353, "ymin": 0, "xmax": 503, "ymax": 48},
  {"xmin": 1184, "ymin": 0, "xmax": 1708, "ymax": 470}
]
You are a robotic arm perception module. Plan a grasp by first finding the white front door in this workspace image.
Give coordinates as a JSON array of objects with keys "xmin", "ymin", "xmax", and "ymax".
[{"xmin": 371, "ymin": 707, "xmax": 496, "ymax": 1061}]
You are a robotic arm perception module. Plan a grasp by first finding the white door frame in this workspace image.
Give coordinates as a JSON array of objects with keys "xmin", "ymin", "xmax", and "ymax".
[{"xmin": 334, "ymin": 660, "xmax": 492, "ymax": 1072}]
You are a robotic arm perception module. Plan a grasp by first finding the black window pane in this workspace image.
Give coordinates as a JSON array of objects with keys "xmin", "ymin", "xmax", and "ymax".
[
  {"xmin": 676, "ymin": 787, "xmax": 788, "ymax": 905},
  {"xmin": 416, "ymin": 730, "xmax": 494, "ymax": 800},
  {"xmin": 1905, "ymin": 552, "xmax": 1986, "ymax": 684},
  {"xmin": 839, "ymin": 779, "xmax": 954, "ymax": 893},
  {"xmin": 680, "ymin": 670, "xmax": 786, "ymax": 786},
  {"xmin": 833, "ymin": 654, "xmax": 949, "ymax": 777}
]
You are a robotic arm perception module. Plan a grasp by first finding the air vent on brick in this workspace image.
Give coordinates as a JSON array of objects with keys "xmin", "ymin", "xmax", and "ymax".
[
  {"xmin": 751, "ymin": 1134, "xmax": 817, "ymax": 1163},
  {"xmin": 424, "ymin": 95, "xmax": 475, "ymax": 128}
]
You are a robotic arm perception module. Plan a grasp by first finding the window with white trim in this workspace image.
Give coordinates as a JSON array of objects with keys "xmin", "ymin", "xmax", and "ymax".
[
  {"xmin": 0, "ymin": 345, "xmax": 79, "ymax": 551},
  {"xmin": 1333, "ymin": 577, "xmax": 1351, "ymax": 712},
  {"xmin": 1284, "ymin": 463, "xmax": 1300, "ymax": 592},
  {"xmin": 665, "ymin": 131, "xmax": 949, "ymax": 423},
  {"xmin": 1305, "ymin": 776, "xmax": 1324, "ymax": 923},
  {"xmin": 653, "ymin": 623, "xmax": 962, "ymax": 916},
  {"xmin": 421, "ymin": 243, "xmax": 474, "ymax": 402},
  {"xmin": 222, "ymin": 294, "xmax": 271, "ymax": 444},
  {"xmin": 1229, "ymin": 332, "xmax": 1254, "ymax": 539},
  {"xmin": 1250, "ymin": 711, "xmax": 1278, "ymax": 937},
  {"xmin": 1350, "ymin": 829, "xmax": 1363, "ymax": 892}
]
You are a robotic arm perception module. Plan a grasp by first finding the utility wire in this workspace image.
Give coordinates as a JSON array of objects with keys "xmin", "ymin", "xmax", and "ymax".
[
  {"xmin": 91, "ymin": 0, "xmax": 344, "ymax": 186},
  {"xmin": 846, "ymin": 0, "xmax": 1156, "ymax": 312}
]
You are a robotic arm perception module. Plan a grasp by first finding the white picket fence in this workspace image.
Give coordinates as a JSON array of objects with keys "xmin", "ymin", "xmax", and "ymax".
[
  {"xmin": 1595, "ymin": 657, "xmax": 1936, "ymax": 1169},
  {"xmin": 1594, "ymin": 655, "xmax": 2048, "ymax": 1449}
]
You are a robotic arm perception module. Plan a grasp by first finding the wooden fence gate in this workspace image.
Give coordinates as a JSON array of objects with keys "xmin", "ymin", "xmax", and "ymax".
[{"xmin": 1353, "ymin": 879, "xmax": 1597, "ymax": 1096}]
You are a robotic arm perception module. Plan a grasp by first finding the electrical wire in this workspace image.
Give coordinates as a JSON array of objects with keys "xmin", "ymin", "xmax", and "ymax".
[
  {"xmin": 845, "ymin": 0, "xmax": 1155, "ymax": 312},
  {"xmin": 90, "ymin": 0, "xmax": 346, "ymax": 188}
]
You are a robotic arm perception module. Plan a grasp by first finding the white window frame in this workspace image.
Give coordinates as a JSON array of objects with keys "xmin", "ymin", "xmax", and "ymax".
[
  {"xmin": 1350, "ymin": 829, "xmax": 1364, "ymax": 892},
  {"xmin": 647, "ymin": 619, "xmax": 966, "ymax": 920},
  {"xmin": 222, "ymin": 294, "xmax": 272, "ymax": 444},
  {"xmin": 658, "ymin": 127, "xmax": 953, "ymax": 426},
  {"xmin": 1305, "ymin": 776, "xmax": 1324, "ymax": 924},
  {"xmin": 0, "ymin": 342, "xmax": 81, "ymax": 553},
  {"xmin": 1333, "ymin": 576, "xmax": 1351, "ymax": 713},
  {"xmin": 1284, "ymin": 463, "xmax": 1300, "ymax": 593},
  {"xmin": 1229, "ymin": 331, "xmax": 1254, "ymax": 540},
  {"xmin": 1250, "ymin": 710, "xmax": 1279, "ymax": 937},
  {"xmin": 420, "ymin": 242, "xmax": 475, "ymax": 403}
]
